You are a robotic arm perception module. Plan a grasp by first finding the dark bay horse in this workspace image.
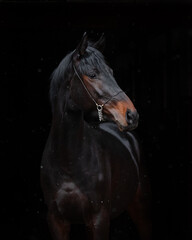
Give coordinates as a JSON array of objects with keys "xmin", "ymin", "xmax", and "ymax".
[{"xmin": 41, "ymin": 33, "xmax": 151, "ymax": 240}]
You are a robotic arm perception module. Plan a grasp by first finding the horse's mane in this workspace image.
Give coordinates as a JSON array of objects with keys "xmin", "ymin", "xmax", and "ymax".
[
  {"xmin": 77, "ymin": 47, "xmax": 107, "ymax": 75},
  {"xmin": 49, "ymin": 51, "xmax": 73, "ymax": 106}
]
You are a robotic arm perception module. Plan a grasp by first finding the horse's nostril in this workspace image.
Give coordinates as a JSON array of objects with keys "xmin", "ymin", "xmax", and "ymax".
[
  {"xmin": 126, "ymin": 110, "xmax": 139, "ymax": 125},
  {"xmin": 126, "ymin": 110, "xmax": 133, "ymax": 124}
]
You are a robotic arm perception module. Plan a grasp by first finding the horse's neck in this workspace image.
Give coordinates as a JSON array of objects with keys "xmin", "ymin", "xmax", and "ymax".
[
  {"xmin": 52, "ymin": 109, "xmax": 84, "ymax": 137},
  {"xmin": 47, "ymin": 110, "xmax": 94, "ymax": 176},
  {"xmin": 50, "ymin": 110, "xmax": 86, "ymax": 157}
]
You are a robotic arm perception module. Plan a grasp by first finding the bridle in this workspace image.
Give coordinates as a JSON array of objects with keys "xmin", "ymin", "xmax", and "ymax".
[{"xmin": 73, "ymin": 64, "xmax": 123, "ymax": 121}]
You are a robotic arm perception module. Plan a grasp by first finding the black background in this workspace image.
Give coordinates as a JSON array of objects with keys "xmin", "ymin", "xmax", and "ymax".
[{"xmin": 0, "ymin": 1, "xmax": 191, "ymax": 240}]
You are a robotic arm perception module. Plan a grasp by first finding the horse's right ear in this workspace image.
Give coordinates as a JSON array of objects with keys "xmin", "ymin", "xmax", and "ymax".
[
  {"xmin": 73, "ymin": 32, "xmax": 88, "ymax": 61},
  {"xmin": 92, "ymin": 33, "xmax": 105, "ymax": 53}
]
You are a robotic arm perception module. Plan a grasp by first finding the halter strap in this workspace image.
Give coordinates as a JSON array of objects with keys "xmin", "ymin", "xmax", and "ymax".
[
  {"xmin": 73, "ymin": 64, "xmax": 98, "ymax": 106},
  {"xmin": 73, "ymin": 64, "xmax": 123, "ymax": 121}
]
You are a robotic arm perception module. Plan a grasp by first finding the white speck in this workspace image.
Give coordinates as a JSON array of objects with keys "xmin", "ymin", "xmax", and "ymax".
[
  {"xmin": 40, "ymin": 165, "xmax": 43, "ymax": 169},
  {"xmin": 98, "ymin": 173, "xmax": 104, "ymax": 182}
]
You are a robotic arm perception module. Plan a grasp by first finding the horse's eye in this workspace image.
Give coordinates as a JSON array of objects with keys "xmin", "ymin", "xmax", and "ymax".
[{"xmin": 88, "ymin": 73, "xmax": 96, "ymax": 79}]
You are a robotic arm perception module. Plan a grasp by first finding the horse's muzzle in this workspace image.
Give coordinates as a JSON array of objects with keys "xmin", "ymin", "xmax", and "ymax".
[{"xmin": 126, "ymin": 109, "xmax": 139, "ymax": 131}]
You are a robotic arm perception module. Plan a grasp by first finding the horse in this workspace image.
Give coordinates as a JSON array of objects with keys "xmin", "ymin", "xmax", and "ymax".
[{"xmin": 40, "ymin": 32, "xmax": 152, "ymax": 240}]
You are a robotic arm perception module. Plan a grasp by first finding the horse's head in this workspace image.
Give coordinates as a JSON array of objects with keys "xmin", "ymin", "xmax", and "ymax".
[
  {"xmin": 70, "ymin": 33, "xmax": 139, "ymax": 131},
  {"xmin": 50, "ymin": 33, "xmax": 139, "ymax": 131}
]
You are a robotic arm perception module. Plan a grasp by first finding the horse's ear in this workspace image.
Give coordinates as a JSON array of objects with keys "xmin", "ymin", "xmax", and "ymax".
[
  {"xmin": 92, "ymin": 33, "xmax": 105, "ymax": 53},
  {"xmin": 73, "ymin": 32, "xmax": 88, "ymax": 61}
]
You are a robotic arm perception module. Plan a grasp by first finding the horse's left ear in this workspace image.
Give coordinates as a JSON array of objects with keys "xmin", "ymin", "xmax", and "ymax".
[
  {"xmin": 73, "ymin": 32, "xmax": 88, "ymax": 61},
  {"xmin": 92, "ymin": 33, "xmax": 105, "ymax": 53}
]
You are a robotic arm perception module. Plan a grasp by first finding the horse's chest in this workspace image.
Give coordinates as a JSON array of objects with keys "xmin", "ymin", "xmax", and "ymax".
[
  {"xmin": 54, "ymin": 180, "xmax": 104, "ymax": 222},
  {"xmin": 55, "ymin": 181, "xmax": 88, "ymax": 220}
]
